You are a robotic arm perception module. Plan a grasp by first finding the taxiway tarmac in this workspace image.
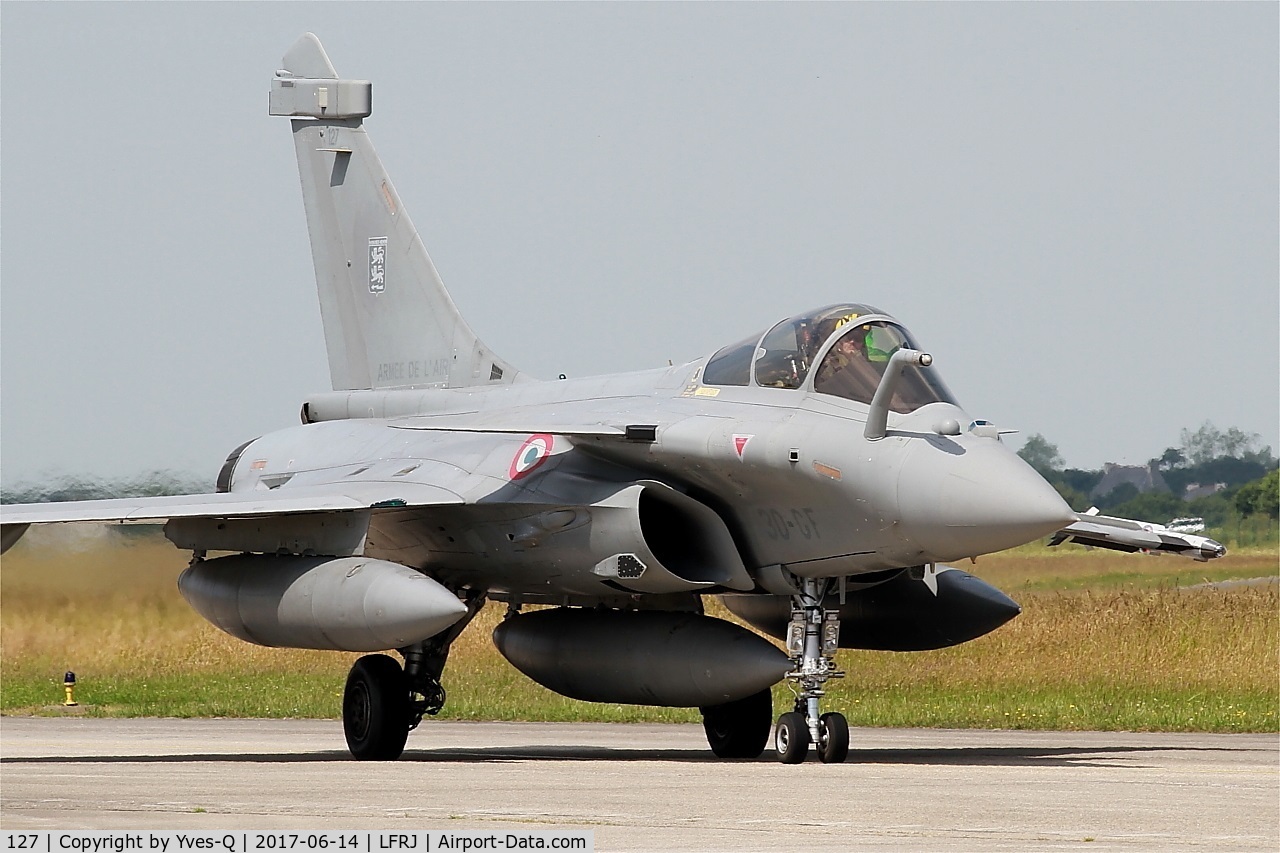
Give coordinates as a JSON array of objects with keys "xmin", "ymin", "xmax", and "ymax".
[{"xmin": 1, "ymin": 717, "xmax": 1276, "ymax": 851}]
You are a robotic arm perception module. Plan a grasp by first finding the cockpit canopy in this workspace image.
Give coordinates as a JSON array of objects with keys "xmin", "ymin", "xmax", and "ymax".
[{"xmin": 701, "ymin": 304, "xmax": 957, "ymax": 414}]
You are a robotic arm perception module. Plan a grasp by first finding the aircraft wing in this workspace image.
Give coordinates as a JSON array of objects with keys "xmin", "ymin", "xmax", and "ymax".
[
  {"xmin": 0, "ymin": 482, "xmax": 462, "ymax": 554},
  {"xmin": 1048, "ymin": 510, "xmax": 1227, "ymax": 561}
]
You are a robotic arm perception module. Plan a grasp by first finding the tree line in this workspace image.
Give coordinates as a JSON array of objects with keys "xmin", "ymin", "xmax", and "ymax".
[
  {"xmin": 0, "ymin": 470, "xmax": 209, "ymax": 505},
  {"xmin": 1018, "ymin": 421, "xmax": 1279, "ymax": 526}
]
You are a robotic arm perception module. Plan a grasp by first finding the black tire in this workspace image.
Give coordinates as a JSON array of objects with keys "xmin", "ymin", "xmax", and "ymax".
[
  {"xmin": 700, "ymin": 689, "xmax": 773, "ymax": 758},
  {"xmin": 774, "ymin": 711, "xmax": 809, "ymax": 764},
  {"xmin": 343, "ymin": 654, "xmax": 411, "ymax": 760},
  {"xmin": 817, "ymin": 711, "xmax": 849, "ymax": 764}
]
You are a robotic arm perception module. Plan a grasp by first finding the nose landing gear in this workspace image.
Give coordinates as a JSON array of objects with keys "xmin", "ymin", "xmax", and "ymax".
[{"xmin": 776, "ymin": 576, "xmax": 848, "ymax": 763}]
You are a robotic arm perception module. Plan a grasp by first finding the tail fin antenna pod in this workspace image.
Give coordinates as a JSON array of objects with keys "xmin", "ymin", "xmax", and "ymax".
[{"xmin": 270, "ymin": 33, "xmax": 523, "ymax": 391}]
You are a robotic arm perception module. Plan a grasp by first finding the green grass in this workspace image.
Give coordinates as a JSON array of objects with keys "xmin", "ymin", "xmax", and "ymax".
[
  {"xmin": 1009, "ymin": 567, "xmax": 1271, "ymax": 593},
  {"xmin": 9, "ymin": 678, "xmax": 1272, "ymax": 733},
  {"xmin": 970, "ymin": 542, "xmax": 1277, "ymax": 593},
  {"xmin": 819, "ymin": 684, "xmax": 1273, "ymax": 732}
]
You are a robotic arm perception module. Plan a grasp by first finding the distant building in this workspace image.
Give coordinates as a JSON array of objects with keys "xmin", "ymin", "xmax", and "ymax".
[
  {"xmin": 1182, "ymin": 482, "xmax": 1227, "ymax": 501},
  {"xmin": 1089, "ymin": 462, "xmax": 1171, "ymax": 500}
]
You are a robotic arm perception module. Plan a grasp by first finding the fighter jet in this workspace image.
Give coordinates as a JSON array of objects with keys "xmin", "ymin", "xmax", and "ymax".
[{"xmin": 0, "ymin": 34, "xmax": 1225, "ymax": 764}]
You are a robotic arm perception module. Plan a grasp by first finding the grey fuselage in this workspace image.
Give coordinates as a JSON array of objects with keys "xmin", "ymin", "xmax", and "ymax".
[{"xmin": 221, "ymin": 324, "xmax": 1070, "ymax": 605}]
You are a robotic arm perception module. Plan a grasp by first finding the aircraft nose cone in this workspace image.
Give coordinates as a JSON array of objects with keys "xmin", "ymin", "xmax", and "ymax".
[{"xmin": 898, "ymin": 439, "xmax": 1075, "ymax": 561}]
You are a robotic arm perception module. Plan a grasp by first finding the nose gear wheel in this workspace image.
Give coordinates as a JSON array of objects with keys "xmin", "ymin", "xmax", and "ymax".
[
  {"xmin": 817, "ymin": 711, "xmax": 850, "ymax": 764},
  {"xmin": 774, "ymin": 711, "xmax": 809, "ymax": 764}
]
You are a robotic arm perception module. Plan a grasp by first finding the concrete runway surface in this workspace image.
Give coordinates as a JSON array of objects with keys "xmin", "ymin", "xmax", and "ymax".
[{"xmin": 1, "ymin": 717, "xmax": 1276, "ymax": 851}]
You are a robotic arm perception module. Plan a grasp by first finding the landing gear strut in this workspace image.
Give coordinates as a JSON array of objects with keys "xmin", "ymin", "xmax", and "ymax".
[
  {"xmin": 341, "ymin": 587, "xmax": 486, "ymax": 761},
  {"xmin": 776, "ymin": 576, "xmax": 848, "ymax": 763}
]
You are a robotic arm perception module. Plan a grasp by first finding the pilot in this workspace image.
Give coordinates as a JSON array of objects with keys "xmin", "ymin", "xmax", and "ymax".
[
  {"xmin": 815, "ymin": 330, "xmax": 866, "ymax": 384},
  {"xmin": 809, "ymin": 318, "xmax": 845, "ymax": 363}
]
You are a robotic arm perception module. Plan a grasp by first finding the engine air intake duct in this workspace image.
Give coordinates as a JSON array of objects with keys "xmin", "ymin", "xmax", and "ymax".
[
  {"xmin": 584, "ymin": 482, "xmax": 753, "ymax": 593},
  {"xmin": 484, "ymin": 480, "xmax": 753, "ymax": 596},
  {"xmin": 493, "ymin": 608, "xmax": 791, "ymax": 707}
]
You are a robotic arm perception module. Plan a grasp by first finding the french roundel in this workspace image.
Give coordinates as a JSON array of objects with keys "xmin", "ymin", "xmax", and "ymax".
[{"xmin": 509, "ymin": 434, "xmax": 555, "ymax": 480}]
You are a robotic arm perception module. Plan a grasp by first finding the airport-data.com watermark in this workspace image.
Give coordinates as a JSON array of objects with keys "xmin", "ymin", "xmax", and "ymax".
[{"xmin": 4, "ymin": 833, "xmax": 591, "ymax": 853}]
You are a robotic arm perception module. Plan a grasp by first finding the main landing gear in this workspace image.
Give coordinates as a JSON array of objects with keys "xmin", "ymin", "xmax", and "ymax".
[
  {"xmin": 343, "ymin": 653, "xmax": 412, "ymax": 760},
  {"xmin": 699, "ymin": 687, "xmax": 773, "ymax": 758},
  {"xmin": 342, "ymin": 589, "xmax": 486, "ymax": 760},
  {"xmin": 775, "ymin": 576, "xmax": 848, "ymax": 764}
]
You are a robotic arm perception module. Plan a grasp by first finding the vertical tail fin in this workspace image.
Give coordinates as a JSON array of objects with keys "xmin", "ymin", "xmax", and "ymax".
[{"xmin": 270, "ymin": 33, "xmax": 523, "ymax": 390}]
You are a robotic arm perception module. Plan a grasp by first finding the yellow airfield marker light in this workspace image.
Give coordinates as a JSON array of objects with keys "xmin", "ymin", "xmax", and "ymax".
[{"xmin": 63, "ymin": 671, "xmax": 78, "ymax": 706}]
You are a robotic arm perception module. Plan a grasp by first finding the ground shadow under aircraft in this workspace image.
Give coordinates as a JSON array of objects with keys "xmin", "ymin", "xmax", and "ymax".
[{"xmin": 0, "ymin": 741, "xmax": 1245, "ymax": 769}]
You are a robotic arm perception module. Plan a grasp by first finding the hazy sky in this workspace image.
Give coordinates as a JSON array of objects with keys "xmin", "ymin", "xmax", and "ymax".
[{"xmin": 2, "ymin": 2, "xmax": 1276, "ymax": 487}]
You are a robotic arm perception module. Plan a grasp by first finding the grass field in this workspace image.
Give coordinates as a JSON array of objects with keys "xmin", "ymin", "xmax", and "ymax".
[{"xmin": 1, "ymin": 528, "xmax": 1276, "ymax": 732}]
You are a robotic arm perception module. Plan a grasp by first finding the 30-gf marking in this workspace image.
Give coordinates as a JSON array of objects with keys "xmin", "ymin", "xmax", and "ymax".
[{"xmin": 757, "ymin": 507, "xmax": 820, "ymax": 541}]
